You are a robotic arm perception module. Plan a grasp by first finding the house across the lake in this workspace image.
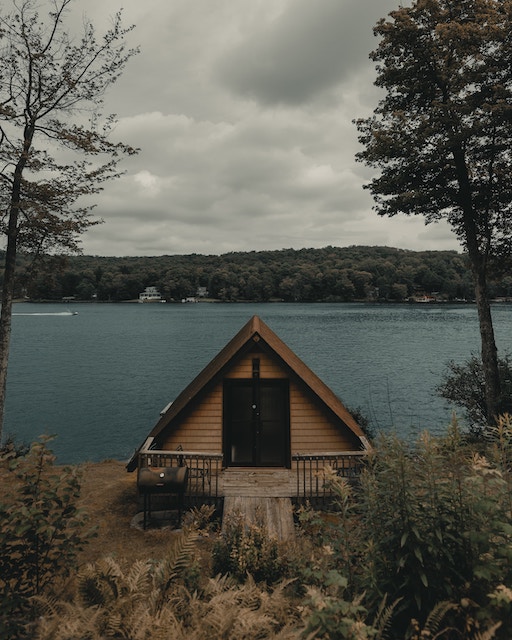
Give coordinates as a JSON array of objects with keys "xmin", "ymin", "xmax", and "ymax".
[
  {"xmin": 138, "ymin": 286, "xmax": 165, "ymax": 303},
  {"xmin": 128, "ymin": 315, "xmax": 369, "ymax": 536}
]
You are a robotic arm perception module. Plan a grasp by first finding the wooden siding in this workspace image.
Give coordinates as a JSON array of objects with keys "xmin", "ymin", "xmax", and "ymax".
[
  {"xmin": 159, "ymin": 385, "xmax": 223, "ymax": 452},
  {"xmin": 225, "ymin": 349, "xmax": 285, "ymax": 379},
  {"xmin": 290, "ymin": 384, "xmax": 360, "ymax": 452},
  {"xmin": 158, "ymin": 348, "xmax": 360, "ymax": 458}
]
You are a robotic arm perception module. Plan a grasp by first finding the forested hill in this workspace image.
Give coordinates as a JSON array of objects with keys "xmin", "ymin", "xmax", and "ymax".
[{"xmin": 6, "ymin": 245, "xmax": 511, "ymax": 303}]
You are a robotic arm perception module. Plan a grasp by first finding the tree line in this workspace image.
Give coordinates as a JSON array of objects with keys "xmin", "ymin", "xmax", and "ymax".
[
  {"xmin": 2, "ymin": 246, "xmax": 512, "ymax": 302},
  {"xmin": 4, "ymin": 245, "xmax": 511, "ymax": 304}
]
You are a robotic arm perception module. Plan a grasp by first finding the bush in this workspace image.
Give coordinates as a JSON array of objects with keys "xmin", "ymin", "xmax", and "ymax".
[
  {"xmin": 437, "ymin": 354, "xmax": 512, "ymax": 429},
  {"xmin": 212, "ymin": 509, "xmax": 284, "ymax": 584},
  {"xmin": 0, "ymin": 433, "xmax": 30, "ymax": 457},
  {"xmin": 33, "ymin": 535, "xmax": 301, "ymax": 640},
  {"xmin": 0, "ymin": 435, "xmax": 93, "ymax": 637},
  {"xmin": 355, "ymin": 426, "xmax": 512, "ymax": 637},
  {"xmin": 293, "ymin": 423, "xmax": 512, "ymax": 638}
]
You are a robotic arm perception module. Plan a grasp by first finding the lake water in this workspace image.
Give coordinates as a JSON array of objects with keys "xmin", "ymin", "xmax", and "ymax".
[{"xmin": 4, "ymin": 302, "xmax": 512, "ymax": 464}]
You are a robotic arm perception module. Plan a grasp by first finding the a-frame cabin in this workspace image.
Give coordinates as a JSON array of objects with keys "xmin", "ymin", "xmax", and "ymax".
[{"xmin": 128, "ymin": 316, "xmax": 369, "ymax": 532}]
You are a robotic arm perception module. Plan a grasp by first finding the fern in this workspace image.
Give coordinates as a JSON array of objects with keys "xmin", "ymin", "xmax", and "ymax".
[
  {"xmin": 371, "ymin": 595, "xmax": 401, "ymax": 640},
  {"xmin": 152, "ymin": 528, "xmax": 199, "ymax": 610},
  {"xmin": 472, "ymin": 622, "xmax": 502, "ymax": 640},
  {"xmin": 206, "ymin": 572, "xmax": 238, "ymax": 595},
  {"xmin": 125, "ymin": 559, "xmax": 153, "ymax": 601},
  {"xmin": 33, "ymin": 602, "xmax": 105, "ymax": 640},
  {"xmin": 204, "ymin": 602, "xmax": 240, "ymax": 637},
  {"xmin": 77, "ymin": 557, "xmax": 125, "ymax": 607},
  {"xmin": 259, "ymin": 578, "xmax": 298, "ymax": 628},
  {"xmin": 234, "ymin": 574, "xmax": 262, "ymax": 610},
  {"xmin": 408, "ymin": 601, "xmax": 457, "ymax": 640},
  {"xmin": 231, "ymin": 608, "xmax": 276, "ymax": 638}
]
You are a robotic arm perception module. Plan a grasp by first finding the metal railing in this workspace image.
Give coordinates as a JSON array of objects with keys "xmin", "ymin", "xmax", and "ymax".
[
  {"xmin": 138, "ymin": 450, "xmax": 223, "ymax": 506},
  {"xmin": 136, "ymin": 449, "xmax": 366, "ymax": 508},
  {"xmin": 292, "ymin": 451, "xmax": 366, "ymax": 506}
]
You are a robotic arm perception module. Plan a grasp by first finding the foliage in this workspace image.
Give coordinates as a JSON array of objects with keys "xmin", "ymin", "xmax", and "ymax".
[
  {"xmin": 293, "ymin": 472, "xmax": 370, "ymax": 602},
  {"xmin": 487, "ymin": 414, "xmax": 512, "ymax": 475},
  {"xmin": 4, "ymin": 426, "xmax": 512, "ymax": 638},
  {"xmin": 0, "ymin": 435, "xmax": 93, "ymax": 637},
  {"xmin": 355, "ymin": 0, "xmax": 512, "ymax": 422},
  {"xmin": 0, "ymin": 0, "xmax": 138, "ymax": 255},
  {"xmin": 182, "ymin": 503, "xmax": 219, "ymax": 533},
  {"xmin": 355, "ymin": 0, "xmax": 512, "ymax": 242},
  {"xmin": 355, "ymin": 426, "xmax": 512, "ymax": 638},
  {"xmin": 0, "ymin": 432, "xmax": 30, "ymax": 457},
  {"xmin": 9, "ymin": 244, "xmax": 505, "ymax": 303},
  {"xmin": 438, "ymin": 354, "xmax": 512, "ymax": 428},
  {"xmin": 0, "ymin": 0, "xmax": 138, "ymax": 440},
  {"xmin": 33, "ymin": 529, "xmax": 200, "ymax": 639},
  {"xmin": 212, "ymin": 509, "xmax": 285, "ymax": 584},
  {"xmin": 300, "ymin": 571, "xmax": 385, "ymax": 640},
  {"xmin": 33, "ymin": 546, "xmax": 301, "ymax": 640}
]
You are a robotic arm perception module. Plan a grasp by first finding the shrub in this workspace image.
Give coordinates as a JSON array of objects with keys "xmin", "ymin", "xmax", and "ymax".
[
  {"xmin": 33, "ymin": 547, "xmax": 301, "ymax": 640},
  {"xmin": 437, "ymin": 354, "xmax": 512, "ymax": 429},
  {"xmin": 0, "ymin": 435, "xmax": 93, "ymax": 636},
  {"xmin": 0, "ymin": 433, "xmax": 30, "ymax": 457},
  {"xmin": 356, "ymin": 427, "xmax": 512, "ymax": 637},
  {"xmin": 211, "ymin": 509, "xmax": 284, "ymax": 584}
]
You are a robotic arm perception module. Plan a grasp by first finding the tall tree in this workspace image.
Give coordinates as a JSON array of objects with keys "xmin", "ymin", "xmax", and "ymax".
[
  {"xmin": 355, "ymin": 0, "xmax": 512, "ymax": 424},
  {"xmin": 0, "ymin": 0, "xmax": 138, "ymax": 440}
]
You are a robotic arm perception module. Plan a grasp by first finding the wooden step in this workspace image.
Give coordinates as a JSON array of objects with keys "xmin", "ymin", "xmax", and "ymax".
[{"xmin": 222, "ymin": 496, "xmax": 295, "ymax": 541}]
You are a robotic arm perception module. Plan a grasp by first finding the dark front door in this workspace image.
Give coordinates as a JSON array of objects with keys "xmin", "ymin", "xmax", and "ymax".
[{"xmin": 224, "ymin": 379, "xmax": 290, "ymax": 467}]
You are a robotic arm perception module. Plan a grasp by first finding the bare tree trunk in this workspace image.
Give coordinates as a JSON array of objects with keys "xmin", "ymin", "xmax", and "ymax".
[
  {"xmin": 0, "ymin": 124, "xmax": 33, "ymax": 442},
  {"xmin": 452, "ymin": 145, "xmax": 501, "ymax": 423},
  {"xmin": 0, "ymin": 229, "xmax": 17, "ymax": 443},
  {"xmin": 473, "ymin": 262, "xmax": 501, "ymax": 422}
]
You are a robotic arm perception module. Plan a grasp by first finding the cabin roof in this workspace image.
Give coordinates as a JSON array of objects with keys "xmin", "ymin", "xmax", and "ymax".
[{"xmin": 127, "ymin": 315, "xmax": 367, "ymax": 470}]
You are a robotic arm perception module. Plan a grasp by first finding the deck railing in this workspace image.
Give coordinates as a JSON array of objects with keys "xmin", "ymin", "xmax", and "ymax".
[
  {"xmin": 292, "ymin": 451, "xmax": 367, "ymax": 506},
  {"xmin": 138, "ymin": 450, "xmax": 223, "ymax": 506},
  {"xmin": 137, "ymin": 449, "xmax": 367, "ymax": 508}
]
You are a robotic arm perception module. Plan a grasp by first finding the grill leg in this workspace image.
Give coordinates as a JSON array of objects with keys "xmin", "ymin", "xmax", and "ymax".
[
  {"xmin": 178, "ymin": 490, "xmax": 184, "ymax": 526},
  {"xmin": 143, "ymin": 492, "xmax": 152, "ymax": 530}
]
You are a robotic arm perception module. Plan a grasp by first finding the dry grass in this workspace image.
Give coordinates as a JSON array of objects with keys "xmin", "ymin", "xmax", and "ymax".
[
  {"xmin": 0, "ymin": 454, "xmax": 216, "ymax": 571},
  {"xmin": 76, "ymin": 460, "xmax": 178, "ymax": 566}
]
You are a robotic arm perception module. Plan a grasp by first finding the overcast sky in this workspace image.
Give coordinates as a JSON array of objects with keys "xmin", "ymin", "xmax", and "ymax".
[{"xmin": 73, "ymin": 0, "xmax": 460, "ymax": 257}]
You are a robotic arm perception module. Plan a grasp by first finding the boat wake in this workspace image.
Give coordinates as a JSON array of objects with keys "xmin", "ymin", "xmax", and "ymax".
[{"xmin": 14, "ymin": 311, "xmax": 78, "ymax": 316}]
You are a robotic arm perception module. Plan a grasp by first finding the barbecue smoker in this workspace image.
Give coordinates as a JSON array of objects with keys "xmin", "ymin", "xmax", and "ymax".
[{"xmin": 138, "ymin": 465, "xmax": 189, "ymax": 529}]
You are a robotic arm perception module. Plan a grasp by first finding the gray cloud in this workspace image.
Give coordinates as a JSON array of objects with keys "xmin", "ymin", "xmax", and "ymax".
[
  {"xmin": 215, "ymin": 0, "xmax": 390, "ymax": 106},
  {"xmin": 4, "ymin": 0, "xmax": 461, "ymax": 257}
]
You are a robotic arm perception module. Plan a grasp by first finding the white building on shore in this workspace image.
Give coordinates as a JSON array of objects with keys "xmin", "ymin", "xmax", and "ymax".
[{"xmin": 139, "ymin": 286, "xmax": 165, "ymax": 303}]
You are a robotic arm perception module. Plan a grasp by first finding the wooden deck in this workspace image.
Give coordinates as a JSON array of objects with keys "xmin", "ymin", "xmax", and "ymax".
[
  {"xmin": 220, "ymin": 468, "xmax": 295, "ymax": 497},
  {"xmin": 219, "ymin": 469, "xmax": 296, "ymax": 540},
  {"xmin": 222, "ymin": 496, "xmax": 295, "ymax": 540},
  {"xmin": 136, "ymin": 452, "xmax": 366, "ymax": 536}
]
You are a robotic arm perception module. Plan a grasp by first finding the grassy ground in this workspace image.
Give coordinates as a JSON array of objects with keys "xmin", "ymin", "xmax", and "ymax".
[{"xmin": 76, "ymin": 460, "xmax": 181, "ymax": 566}]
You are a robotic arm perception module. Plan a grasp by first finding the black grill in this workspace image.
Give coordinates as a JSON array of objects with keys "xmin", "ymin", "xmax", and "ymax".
[{"xmin": 138, "ymin": 466, "xmax": 189, "ymax": 529}]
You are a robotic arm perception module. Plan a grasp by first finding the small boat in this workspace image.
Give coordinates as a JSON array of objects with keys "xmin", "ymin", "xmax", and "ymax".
[{"xmin": 411, "ymin": 295, "xmax": 436, "ymax": 304}]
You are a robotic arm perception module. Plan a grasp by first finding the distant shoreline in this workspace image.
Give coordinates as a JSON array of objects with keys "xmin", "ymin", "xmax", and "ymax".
[{"xmin": 14, "ymin": 298, "xmax": 507, "ymax": 305}]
